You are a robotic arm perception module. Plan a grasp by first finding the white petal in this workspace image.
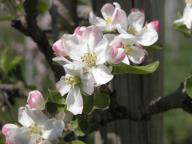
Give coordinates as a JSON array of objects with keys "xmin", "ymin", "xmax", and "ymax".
[
  {"xmin": 82, "ymin": 26, "xmax": 103, "ymax": 51},
  {"xmin": 42, "ymin": 119, "xmax": 65, "ymax": 141},
  {"xmin": 95, "ymin": 36, "xmax": 109, "ymax": 65},
  {"xmin": 81, "ymin": 73, "xmax": 94, "ymax": 95},
  {"xmin": 66, "ymin": 87, "xmax": 83, "ymax": 115},
  {"xmin": 2, "ymin": 124, "xmax": 18, "ymax": 136},
  {"xmin": 128, "ymin": 46, "xmax": 146, "ymax": 64},
  {"xmin": 112, "ymin": 7, "xmax": 128, "ymax": 30},
  {"xmin": 9, "ymin": 127, "xmax": 32, "ymax": 144},
  {"xmin": 52, "ymin": 56, "xmax": 71, "ymax": 65},
  {"xmin": 101, "ymin": 3, "xmax": 115, "ymax": 19},
  {"xmin": 182, "ymin": 5, "xmax": 192, "ymax": 29},
  {"xmin": 92, "ymin": 65, "xmax": 113, "ymax": 86},
  {"xmin": 127, "ymin": 9, "xmax": 145, "ymax": 32},
  {"xmin": 56, "ymin": 76, "xmax": 71, "ymax": 96},
  {"xmin": 122, "ymin": 56, "xmax": 130, "ymax": 65},
  {"xmin": 18, "ymin": 107, "xmax": 48, "ymax": 127},
  {"xmin": 64, "ymin": 61, "xmax": 83, "ymax": 76},
  {"xmin": 89, "ymin": 11, "xmax": 107, "ymax": 31},
  {"xmin": 136, "ymin": 28, "xmax": 158, "ymax": 46}
]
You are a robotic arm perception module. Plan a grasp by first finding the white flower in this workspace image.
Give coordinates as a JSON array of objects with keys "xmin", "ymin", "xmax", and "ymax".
[
  {"xmin": 117, "ymin": 8, "xmax": 159, "ymax": 46},
  {"xmin": 174, "ymin": 0, "xmax": 192, "ymax": 29},
  {"xmin": 2, "ymin": 107, "xmax": 65, "ymax": 144},
  {"xmin": 89, "ymin": 2, "xmax": 127, "ymax": 32},
  {"xmin": 27, "ymin": 90, "xmax": 46, "ymax": 110},
  {"xmin": 66, "ymin": 26, "xmax": 113, "ymax": 86},
  {"xmin": 56, "ymin": 62, "xmax": 95, "ymax": 115},
  {"xmin": 106, "ymin": 34, "xmax": 146, "ymax": 65}
]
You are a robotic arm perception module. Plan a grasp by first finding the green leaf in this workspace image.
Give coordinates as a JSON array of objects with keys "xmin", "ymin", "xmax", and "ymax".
[
  {"xmin": 36, "ymin": 0, "xmax": 49, "ymax": 13},
  {"xmin": 83, "ymin": 95, "xmax": 94, "ymax": 114},
  {"xmin": 185, "ymin": 75, "xmax": 192, "ymax": 97},
  {"xmin": 71, "ymin": 119, "xmax": 85, "ymax": 137},
  {"xmin": 94, "ymin": 93, "xmax": 110, "ymax": 109},
  {"xmin": 48, "ymin": 89, "xmax": 65, "ymax": 104},
  {"xmin": 174, "ymin": 23, "xmax": 192, "ymax": 37},
  {"xmin": 112, "ymin": 61, "xmax": 160, "ymax": 75},
  {"xmin": 7, "ymin": 56, "xmax": 22, "ymax": 72},
  {"xmin": 145, "ymin": 45, "xmax": 162, "ymax": 53},
  {"xmin": 71, "ymin": 140, "xmax": 86, "ymax": 144},
  {"xmin": 0, "ymin": 48, "xmax": 9, "ymax": 74}
]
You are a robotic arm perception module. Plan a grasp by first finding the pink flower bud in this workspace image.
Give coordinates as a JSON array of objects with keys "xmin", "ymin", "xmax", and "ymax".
[
  {"xmin": 108, "ymin": 41, "xmax": 125, "ymax": 64},
  {"xmin": 148, "ymin": 20, "xmax": 160, "ymax": 32},
  {"xmin": 52, "ymin": 39, "xmax": 66, "ymax": 56},
  {"xmin": 27, "ymin": 90, "xmax": 45, "ymax": 110},
  {"xmin": 2, "ymin": 124, "xmax": 17, "ymax": 136}
]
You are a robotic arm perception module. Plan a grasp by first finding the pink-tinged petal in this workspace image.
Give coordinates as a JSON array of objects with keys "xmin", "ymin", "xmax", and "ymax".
[
  {"xmin": 73, "ymin": 26, "xmax": 86, "ymax": 39},
  {"xmin": 113, "ymin": 48, "xmax": 126, "ymax": 64},
  {"xmin": 52, "ymin": 39, "xmax": 65, "ymax": 56},
  {"xmin": 112, "ymin": 6, "xmax": 128, "ymax": 30},
  {"xmin": 136, "ymin": 28, "xmax": 158, "ymax": 46},
  {"xmin": 128, "ymin": 46, "xmax": 146, "ymax": 64},
  {"xmin": 82, "ymin": 26, "xmax": 103, "ymax": 51},
  {"xmin": 27, "ymin": 90, "xmax": 45, "ymax": 110},
  {"xmin": 127, "ymin": 8, "xmax": 145, "ymax": 32},
  {"xmin": 101, "ymin": 3, "xmax": 115, "ymax": 19},
  {"xmin": 147, "ymin": 20, "xmax": 160, "ymax": 31},
  {"xmin": 2, "ymin": 124, "xmax": 18, "ymax": 136}
]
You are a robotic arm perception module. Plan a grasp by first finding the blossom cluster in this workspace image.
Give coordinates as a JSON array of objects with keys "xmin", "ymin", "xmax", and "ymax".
[
  {"xmin": 2, "ymin": 90, "xmax": 65, "ymax": 144},
  {"xmin": 52, "ymin": 2, "xmax": 159, "ymax": 115}
]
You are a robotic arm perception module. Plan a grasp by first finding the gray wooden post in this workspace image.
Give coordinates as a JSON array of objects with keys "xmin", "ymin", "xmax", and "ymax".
[{"xmin": 92, "ymin": 0, "xmax": 164, "ymax": 144}]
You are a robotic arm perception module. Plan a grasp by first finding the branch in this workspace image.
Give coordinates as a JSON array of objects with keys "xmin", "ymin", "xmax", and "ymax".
[
  {"xmin": 0, "ymin": 81, "xmax": 29, "ymax": 96},
  {"xmin": 11, "ymin": 0, "xmax": 65, "ymax": 81},
  {"xmin": 83, "ymin": 83, "xmax": 192, "ymax": 134}
]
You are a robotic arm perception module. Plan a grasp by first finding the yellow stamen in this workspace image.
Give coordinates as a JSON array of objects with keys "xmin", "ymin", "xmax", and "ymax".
[
  {"xmin": 81, "ymin": 52, "xmax": 97, "ymax": 68},
  {"xmin": 124, "ymin": 44, "xmax": 132, "ymax": 54},
  {"xmin": 65, "ymin": 76, "xmax": 80, "ymax": 87},
  {"xmin": 29, "ymin": 124, "xmax": 41, "ymax": 135},
  {"xmin": 105, "ymin": 17, "xmax": 113, "ymax": 25},
  {"xmin": 127, "ymin": 26, "xmax": 138, "ymax": 35}
]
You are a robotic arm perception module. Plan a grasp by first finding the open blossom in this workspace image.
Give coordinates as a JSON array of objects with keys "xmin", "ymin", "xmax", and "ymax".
[
  {"xmin": 65, "ymin": 26, "xmax": 113, "ymax": 86},
  {"xmin": 174, "ymin": 0, "xmax": 192, "ymax": 29},
  {"xmin": 106, "ymin": 34, "xmax": 146, "ymax": 65},
  {"xmin": 56, "ymin": 62, "xmax": 95, "ymax": 115},
  {"xmin": 89, "ymin": 2, "xmax": 127, "ymax": 31},
  {"xmin": 117, "ymin": 8, "xmax": 159, "ymax": 46},
  {"xmin": 2, "ymin": 107, "xmax": 64, "ymax": 144},
  {"xmin": 27, "ymin": 90, "xmax": 45, "ymax": 110}
]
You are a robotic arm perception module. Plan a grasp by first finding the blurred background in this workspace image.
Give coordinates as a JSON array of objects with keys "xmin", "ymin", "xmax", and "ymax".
[{"xmin": 0, "ymin": 0, "xmax": 192, "ymax": 144}]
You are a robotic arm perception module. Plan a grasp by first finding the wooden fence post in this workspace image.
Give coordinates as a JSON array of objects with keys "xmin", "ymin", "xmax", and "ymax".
[{"xmin": 92, "ymin": 0, "xmax": 164, "ymax": 144}]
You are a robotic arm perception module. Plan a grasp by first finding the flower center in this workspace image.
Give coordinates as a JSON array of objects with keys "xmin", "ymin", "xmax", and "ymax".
[
  {"xmin": 81, "ymin": 52, "xmax": 97, "ymax": 68},
  {"xmin": 127, "ymin": 26, "xmax": 138, "ymax": 35},
  {"xmin": 185, "ymin": 0, "xmax": 192, "ymax": 4},
  {"xmin": 124, "ymin": 44, "xmax": 132, "ymax": 54},
  {"xmin": 29, "ymin": 124, "xmax": 41, "ymax": 135},
  {"xmin": 105, "ymin": 17, "xmax": 113, "ymax": 25},
  {"xmin": 65, "ymin": 76, "xmax": 80, "ymax": 87}
]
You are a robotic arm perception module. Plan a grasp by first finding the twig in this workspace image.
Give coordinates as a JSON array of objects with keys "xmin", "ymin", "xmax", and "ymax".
[{"xmin": 11, "ymin": 0, "xmax": 65, "ymax": 81}]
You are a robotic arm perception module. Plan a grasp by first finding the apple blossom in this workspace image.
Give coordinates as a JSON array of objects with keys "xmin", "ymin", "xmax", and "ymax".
[
  {"xmin": 56, "ymin": 62, "xmax": 95, "ymax": 115},
  {"xmin": 27, "ymin": 90, "xmax": 45, "ymax": 110},
  {"xmin": 2, "ymin": 107, "xmax": 65, "ymax": 144},
  {"xmin": 64, "ymin": 26, "xmax": 113, "ymax": 86},
  {"xmin": 89, "ymin": 2, "xmax": 127, "ymax": 32},
  {"xmin": 117, "ymin": 8, "xmax": 159, "ymax": 46},
  {"xmin": 174, "ymin": 0, "xmax": 192, "ymax": 29}
]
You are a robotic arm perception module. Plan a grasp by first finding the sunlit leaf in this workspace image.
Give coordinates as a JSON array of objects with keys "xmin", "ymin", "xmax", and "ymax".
[
  {"xmin": 174, "ymin": 23, "xmax": 192, "ymax": 38},
  {"xmin": 112, "ymin": 61, "xmax": 160, "ymax": 75},
  {"xmin": 36, "ymin": 0, "xmax": 49, "ymax": 13}
]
